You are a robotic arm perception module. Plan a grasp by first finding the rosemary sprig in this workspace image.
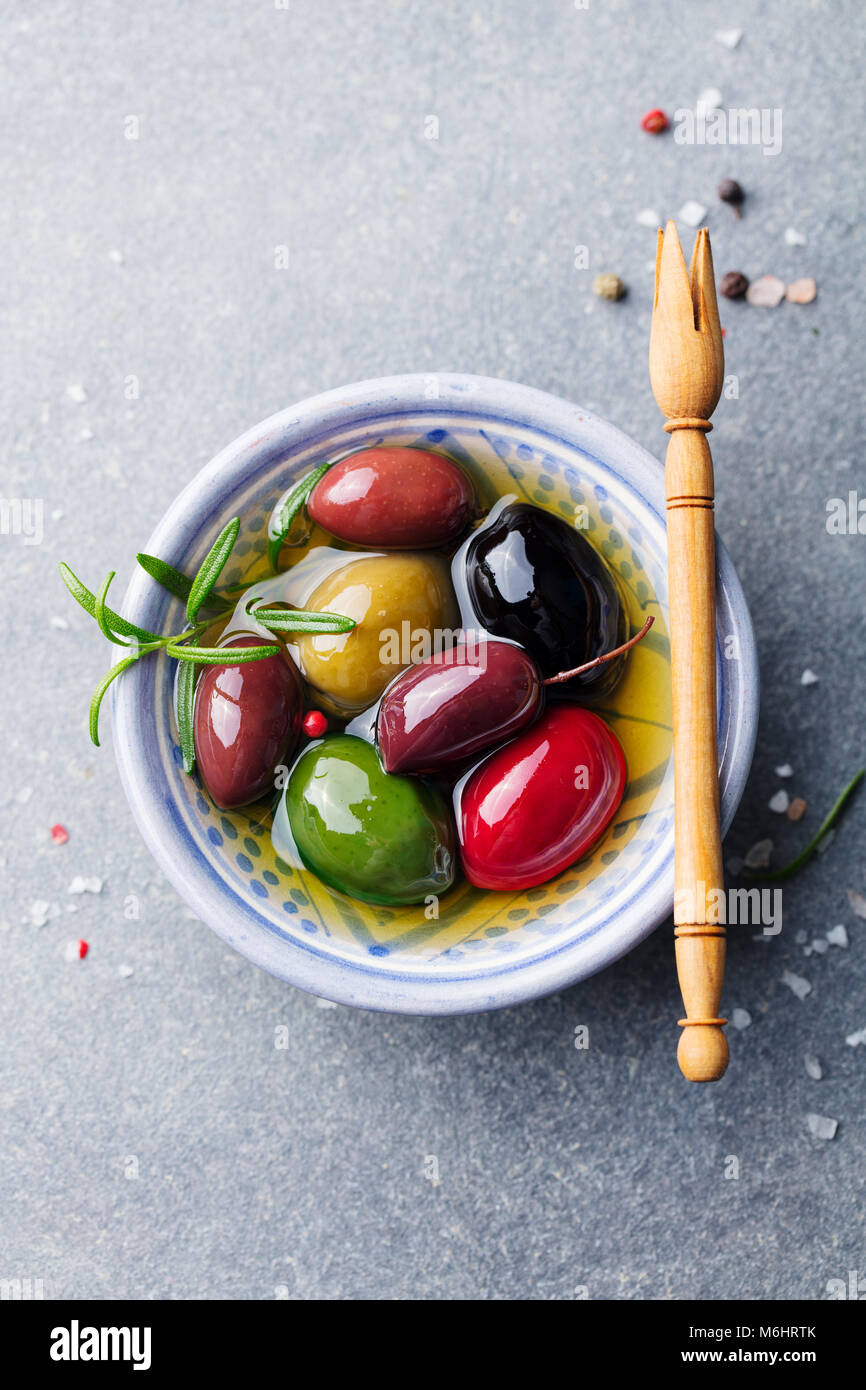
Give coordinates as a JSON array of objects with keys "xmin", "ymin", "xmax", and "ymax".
[
  {"xmin": 744, "ymin": 768, "xmax": 864, "ymax": 882},
  {"xmin": 62, "ymin": 511, "xmax": 356, "ymax": 770}
]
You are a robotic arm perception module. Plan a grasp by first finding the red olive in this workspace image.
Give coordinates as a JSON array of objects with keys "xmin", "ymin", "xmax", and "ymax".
[
  {"xmin": 308, "ymin": 446, "xmax": 475, "ymax": 548},
  {"xmin": 457, "ymin": 705, "xmax": 626, "ymax": 891},
  {"xmin": 193, "ymin": 637, "xmax": 303, "ymax": 809},
  {"xmin": 378, "ymin": 641, "xmax": 542, "ymax": 774}
]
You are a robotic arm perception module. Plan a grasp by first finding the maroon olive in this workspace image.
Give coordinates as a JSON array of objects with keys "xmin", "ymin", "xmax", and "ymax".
[
  {"xmin": 377, "ymin": 641, "xmax": 543, "ymax": 774},
  {"xmin": 193, "ymin": 637, "xmax": 303, "ymax": 809},
  {"xmin": 308, "ymin": 446, "xmax": 475, "ymax": 548}
]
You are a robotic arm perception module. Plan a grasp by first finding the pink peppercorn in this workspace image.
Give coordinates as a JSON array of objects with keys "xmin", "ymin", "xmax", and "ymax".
[{"xmin": 641, "ymin": 108, "xmax": 669, "ymax": 134}]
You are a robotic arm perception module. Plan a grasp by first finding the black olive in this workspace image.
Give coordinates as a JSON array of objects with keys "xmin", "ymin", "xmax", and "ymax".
[{"xmin": 465, "ymin": 502, "xmax": 627, "ymax": 700}]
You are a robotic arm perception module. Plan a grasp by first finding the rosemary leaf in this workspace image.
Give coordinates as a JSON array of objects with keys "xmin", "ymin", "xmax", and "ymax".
[
  {"xmin": 176, "ymin": 656, "xmax": 197, "ymax": 774},
  {"xmin": 186, "ymin": 517, "xmax": 241, "ymax": 625},
  {"xmin": 89, "ymin": 654, "xmax": 142, "ymax": 747},
  {"xmin": 59, "ymin": 562, "xmax": 161, "ymax": 643},
  {"xmin": 95, "ymin": 571, "xmax": 132, "ymax": 647},
  {"xmin": 137, "ymin": 552, "xmax": 193, "ymax": 603},
  {"xmin": 254, "ymin": 607, "xmax": 356, "ymax": 634},
  {"xmin": 166, "ymin": 642, "xmax": 280, "ymax": 665},
  {"xmin": 266, "ymin": 461, "xmax": 332, "ymax": 570}
]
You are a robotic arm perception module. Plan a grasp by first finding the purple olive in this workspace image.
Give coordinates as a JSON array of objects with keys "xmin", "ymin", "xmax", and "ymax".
[
  {"xmin": 377, "ymin": 641, "xmax": 543, "ymax": 774},
  {"xmin": 194, "ymin": 637, "xmax": 303, "ymax": 809}
]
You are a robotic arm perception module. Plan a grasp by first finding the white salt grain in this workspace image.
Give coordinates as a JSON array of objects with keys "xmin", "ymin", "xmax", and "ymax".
[
  {"xmin": 50, "ymin": 616, "xmax": 70, "ymax": 630},
  {"xmin": 29, "ymin": 900, "xmax": 54, "ymax": 927},
  {"xmin": 696, "ymin": 87, "xmax": 723, "ymax": 113},
  {"xmin": 827, "ymin": 924, "xmax": 849, "ymax": 947},
  {"xmin": 810, "ymin": 938, "xmax": 829, "ymax": 955},
  {"xmin": 804, "ymin": 1054, "xmax": 823, "ymax": 1080},
  {"xmin": 785, "ymin": 227, "xmax": 807, "ymax": 246},
  {"xmin": 731, "ymin": 1008, "xmax": 751, "ymax": 1030},
  {"xmin": 806, "ymin": 1113, "xmax": 837, "ymax": 1140},
  {"xmin": 636, "ymin": 209, "xmax": 660, "ymax": 228},
  {"xmin": 847, "ymin": 890, "xmax": 866, "ymax": 920},
  {"xmin": 775, "ymin": 764, "xmax": 794, "ymax": 778},
  {"xmin": 66, "ymin": 383, "xmax": 88, "ymax": 404},
  {"xmin": 118, "ymin": 964, "xmax": 134, "ymax": 979},
  {"xmin": 714, "ymin": 28, "xmax": 743, "ymax": 49},
  {"xmin": 782, "ymin": 970, "xmax": 811, "ymax": 1000},
  {"xmin": 800, "ymin": 669, "xmax": 819, "ymax": 686},
  {"xmin": 678, "ymin": 200, "xmax": 708, "ymax": 228},
  {"xmin": 64, "ymin": 939, "xmax": 84, "ymax": 962},
  {"xmin": 67, "ymin": 875, "xmax": 104, "ymax": 895},
  {"xmin": 845, "ymin": 1027, "xmax": 866, "ymax": 1048},
  {"xmin": 744, "ymin": 838, "xmax": 773, "ymax": 870},
  {"xmin": 108, "ymin": 249, "xmax": 124, "ymax": 264},
  {"xmin": 769, "ymin": 790, "xmax": 790, "ymax": 813}
]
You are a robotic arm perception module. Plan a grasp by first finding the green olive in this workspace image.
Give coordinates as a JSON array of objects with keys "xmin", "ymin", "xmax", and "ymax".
[
  {"xmin": 284, "ymin": 735, "xmax": 456, "ymax": 905},
  {"xmin": 296, "ymin": 553, "xmax": 459, "ymax": 715}
]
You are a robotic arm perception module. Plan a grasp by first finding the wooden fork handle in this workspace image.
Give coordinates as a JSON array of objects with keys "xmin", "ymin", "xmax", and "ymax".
[{"xmin": 665, "ymin": 423, "xmax": 728, "ymax": 1082}]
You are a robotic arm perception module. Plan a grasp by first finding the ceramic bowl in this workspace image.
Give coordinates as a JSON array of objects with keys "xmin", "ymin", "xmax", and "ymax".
[{"xmin": 113, "ymin": 374, "xmax": 758, "ymax": 1013}]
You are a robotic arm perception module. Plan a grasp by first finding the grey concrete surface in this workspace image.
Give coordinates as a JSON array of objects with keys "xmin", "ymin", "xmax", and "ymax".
[{"xmin": 1, "ymin": 0, "xmax": 864, "ymax": 1301}]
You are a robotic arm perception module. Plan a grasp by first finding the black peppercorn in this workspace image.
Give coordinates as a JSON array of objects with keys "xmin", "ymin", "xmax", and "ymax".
[
  {"xmin": 720, "ymin": 271, "xmax": 749, "ymax": 299},
  {"xmin": 718, "ymin": 179, "xmax": 745, "ymax": 217}
]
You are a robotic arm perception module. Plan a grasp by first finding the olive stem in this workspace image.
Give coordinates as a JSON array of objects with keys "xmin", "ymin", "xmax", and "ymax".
[{"xmin": 543, "ymin": 614, "xmax": 655, "ymax": 687}]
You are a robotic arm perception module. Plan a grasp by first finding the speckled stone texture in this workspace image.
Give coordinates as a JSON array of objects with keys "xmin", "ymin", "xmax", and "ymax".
[{"xmin": 1, "ymin": 0, "xmax": 864, "ymax": 1301}]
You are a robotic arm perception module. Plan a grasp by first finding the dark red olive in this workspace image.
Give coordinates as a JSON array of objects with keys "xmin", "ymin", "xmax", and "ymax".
[
  {"xmin": 457, "ymin": 705, "xmax": 626, "ymax": 890},
  {"xmin": 193, "ymin": 637, "xmax": 303, "ymax": 809},
  {"xmin": 465, "ymin": 501, "xmax": 627, "ymax": 699},
  {"xmin": 377, "ymin": 641, "xmax": 542, "ymax": 774},
  {"xmin": 308, "ymin": 446, "xmax": 475, "ymax": 548}
]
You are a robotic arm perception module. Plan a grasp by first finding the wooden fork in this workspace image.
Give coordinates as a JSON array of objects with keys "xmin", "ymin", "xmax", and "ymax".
[{"xmin": 650, "ymin": 221, "xmax": 728, "ymax": 1082}]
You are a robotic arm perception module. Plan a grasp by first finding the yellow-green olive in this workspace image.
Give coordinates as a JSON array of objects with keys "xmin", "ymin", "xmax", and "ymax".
[{"xmin": 296, "ymin": 553, "xmax": 460, "ymax": 715}]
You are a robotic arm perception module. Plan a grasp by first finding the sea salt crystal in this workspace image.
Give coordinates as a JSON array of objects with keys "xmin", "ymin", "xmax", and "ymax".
[
  {"xmin": 50, "ymin": 616, "xmax": 70, "ymax": 630},
  {"xmin": 827, "ymin": 924, "xmax": 848, "ymax": 947},
  {"xmin": 782, "ymin": 970, "xmax": 811, "ymax": 1000},
  {"xmin": 66, "ymin": 383, "xmax": 88, "ymax": 404},
  {"xmin": 775, "ymin": 764, "xmax": 794, "ymax": 778},
  {"xmin": 696, "ymin": 87, "xmax": 723, "ymax": 113},
  {"xmin": 784, "ymin": 227, "xmax": 807, "ymax": 246},
  {"xmin": 678, "ymin": 200, "xmax": 707, "ymax": 228},
  {"xmin": 29, "ymin": 900, "xmax": 57, "ymax": 927},
  {"xmin": 847, "ymin": 890, "xmax": 866, "ymax": 920},
  {"xmin": 810, "ymin": 938, "xmax": 829, "ymax": 955},
  {"xmin": 807, "ymin": 1113, "xmax": 837, "ymax": 1140},
  {"xmin": 108, "ymin": 249, "xmax": 124, "ymax": 264},
  {"xmin": 805, "ymin": 1054, "xmax": 823, "ymax": 1080},
  {"xmin": 845, "ymin": 1027, "xmax": 866, "ymax": 1048},
  {"xmin": 746, "ymin": 275, "xmax": 786, "ymax": 308},
  {"xmin": 118, "ymin": 964, "xmax": 134, "ymax": 979},
  {"xmin": 731, "ymin": 1008, "xmax": 751, "ymax": 1030},
  {"xmin": 714, "ymin": 28, "xmax": 743, "ymax": 49},
  {"xmin": 769, "ymin": 790, "xmax": 790, "ymax": 814},
  {"xmin": 636, "ymin": 208, "xmax": 660, "ymax": 228},
  {"xmin": 67, "ymin": 875, "xmax": 104, "ymax": 895},
  {"xmin": 800, "ymin": 669, "xmax": 819, "ymax": 686},
  {"xmin": 744, "ymin": 838, "xmax": 773, "ymax": 870}
]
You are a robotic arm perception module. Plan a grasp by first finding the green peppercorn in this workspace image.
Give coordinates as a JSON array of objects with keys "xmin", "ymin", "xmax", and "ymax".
[{"xmin": 593, "ymin": 272, "xmax": 626, "ymax": 302}]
